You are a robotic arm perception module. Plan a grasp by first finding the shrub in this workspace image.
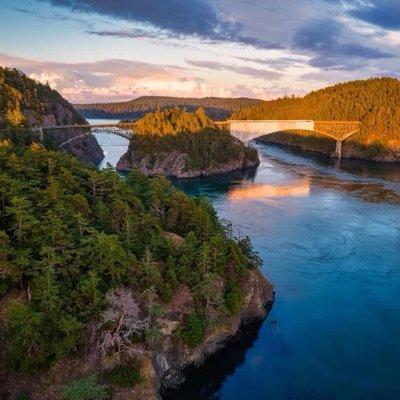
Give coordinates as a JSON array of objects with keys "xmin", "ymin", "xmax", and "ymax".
[
  {"xmin": 61, "ymin": 374, "xmax": 109, "ymax": 400},
  {"xmin": 225, "ymin": 286, "xmax": 243, "ymax": 314},
  {"xmin": 104, "ymin": 360, "xmax": 142, "ymax": 388},
  {"xmin": 181, "ymin": 312, "xmax": 206, "ymax": 348}
]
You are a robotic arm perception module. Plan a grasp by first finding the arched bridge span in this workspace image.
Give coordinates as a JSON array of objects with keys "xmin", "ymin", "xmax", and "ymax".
[
  {"xmin": 34, "ymin": 123, "xmax": 136, "ymax": 149},
  {"xmin": 219, "ymin": 120, "xmax": 361, "ymax": 158}
]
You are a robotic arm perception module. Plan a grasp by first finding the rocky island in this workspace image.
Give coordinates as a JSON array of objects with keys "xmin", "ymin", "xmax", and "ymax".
[
  {"xmin": 116, "ymin": 108, "xmax": 259, "ymax": 178},
  {"xmin": 0, "ymin": 67, "xmax": 104, "ymax": 164}
]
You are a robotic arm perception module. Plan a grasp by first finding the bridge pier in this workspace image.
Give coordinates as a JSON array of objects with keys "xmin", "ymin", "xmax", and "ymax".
[{"xmin": 334, "ymin": 140, "xmax": 342, "ymax": 159}]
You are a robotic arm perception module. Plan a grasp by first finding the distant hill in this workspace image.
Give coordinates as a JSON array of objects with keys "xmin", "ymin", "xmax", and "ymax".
[
  {"xmin": 0, "ymin": 67, "xmax": 103, "ymax": 163},
  {"xmin": 233, "ymin": 77, "xmax": 400, "ymax": 161},
  {"xmin": 75, "ymin": 96, "xmax": 263, "ymax": 120}
]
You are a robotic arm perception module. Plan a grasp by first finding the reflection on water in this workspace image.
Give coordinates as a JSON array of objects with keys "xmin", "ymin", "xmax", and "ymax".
[
  {"xmin": 228, "ymin": 179, "xmax": 311, "ymax": 203},
  {"xmin": 167, "ymin": 143, "xmax": 400, "ymax": 400}
]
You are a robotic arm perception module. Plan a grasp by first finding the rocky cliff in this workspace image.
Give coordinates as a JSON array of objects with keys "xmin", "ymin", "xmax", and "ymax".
[
  {"xmin": 100, "ymin": 268, "xmax": 274, "ymax": 400},
  {"xmin": 116, "ymin": 150, "xmax": 260, "ymax": 178},
  {"xmin": 0, "ymin": 269, "xmax": 273, "ymax": 400},
  {"xmin": 0, "ymin": 67, "xmax": 104, "ymax": 164}
]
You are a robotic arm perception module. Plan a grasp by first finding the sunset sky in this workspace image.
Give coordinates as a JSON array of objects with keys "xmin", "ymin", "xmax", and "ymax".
[{"xmin": 1, "ymin": 0, "xmax": 399, "ymax": 103}]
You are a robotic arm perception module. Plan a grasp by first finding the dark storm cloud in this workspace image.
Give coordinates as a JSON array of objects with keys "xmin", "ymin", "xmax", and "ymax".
[
  {"xmin": 186, "ymin": 59, "xmax": 283, "ymax": 79},
  {"xmin": 292, "ymin": 18, "xmax": 394, "ymax": 70},
  {"xmin": 40, "ymin": 0, "xmax": 283, "ymax": 49},
  {"xmin": 348, "ymin": 0, "xmax": 400, "ymax": 30}
]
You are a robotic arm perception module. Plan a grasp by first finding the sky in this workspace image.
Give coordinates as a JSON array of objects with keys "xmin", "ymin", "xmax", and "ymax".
[{"xmin": 0, "ymin": 0, "xmax": 399, "ymax": 103}]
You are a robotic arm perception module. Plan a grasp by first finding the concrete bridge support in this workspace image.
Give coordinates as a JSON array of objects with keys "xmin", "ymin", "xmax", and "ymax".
[{"xmin": 334, "ymin": 140, "xmax": 342, "ymax": 159}]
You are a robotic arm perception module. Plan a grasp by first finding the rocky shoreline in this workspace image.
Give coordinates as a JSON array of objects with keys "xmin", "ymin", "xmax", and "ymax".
[
  {"xmin": 257, "ymin": 133, "xmax": 400, "ymax": 162},
  {"xmin": 0, "ymin": 267, "xmax": 273, "ymax": 400},
  {"xmin": 116, "ymin": 151, "xmax": 260, "ymax": 178},
  {"xmin": 135, "ymin": 268, "xmax": 274, "ymax": 399}
]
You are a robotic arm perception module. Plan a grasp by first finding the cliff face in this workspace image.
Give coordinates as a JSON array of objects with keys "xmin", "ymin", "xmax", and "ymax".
[
  {"xmin": 0, "ymin": 269, "xmax": 273, "ymax": 400},
  {"xmin": 116, "ymin": 151, "xmax": 260, "ymax": 178},
  {"xmin": 0, "ymin": 67, "xmax": 104, "ymax": 164},
  {"xmin": 124, "ymin": 268, "xmax": 274, "ymax": 400},
  {"xmin": 35, "ymin": 103, "xmax": 104, "ymax": 165}
]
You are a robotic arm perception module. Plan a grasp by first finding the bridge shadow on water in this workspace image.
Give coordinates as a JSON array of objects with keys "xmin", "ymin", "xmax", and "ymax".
[{"xmin": 161, "ymin": 319, "xmax": 264, "ymax": 400}]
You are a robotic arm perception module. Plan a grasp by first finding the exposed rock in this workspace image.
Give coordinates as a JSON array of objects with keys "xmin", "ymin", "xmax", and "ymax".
[
  {"xmin": 116, "ymin": 151, "xmax": 260, "ymax": 178},
  {"xmin": 0, "ymin": 67, "xmax": 104, "ymax": 164},
  {"xmin": 153, "ymin": 269, "xmax": 274, "ymax": 394},
  {"xmin": 33, "ymin": 105, "xmax": 104, "ymax": 165},
  {"xmin": 0, "ymin": 269, "xmax": 273, "ymax": 400}
]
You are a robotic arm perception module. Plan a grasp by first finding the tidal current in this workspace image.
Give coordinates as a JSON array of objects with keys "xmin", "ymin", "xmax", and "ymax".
[{"xmin": 96, "ymin": 126, "xmax": 400, "ymax": 400}]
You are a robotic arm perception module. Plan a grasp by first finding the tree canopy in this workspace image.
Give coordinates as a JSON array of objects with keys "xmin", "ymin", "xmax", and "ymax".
[{"xmin": 0, "ymin": 133, "xmax": 260, "ymax": 376}]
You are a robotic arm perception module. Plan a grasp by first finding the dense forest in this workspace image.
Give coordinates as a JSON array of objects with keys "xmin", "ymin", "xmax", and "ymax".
[
  {"xmin": 0, "ymin": 131, "xmax": 263, "ymax": 399},
  {"xmin": 0, "ymin": 67, "xmax": 86, "ymax": 128},
  {"xmin": 117, "ymin": 108, "xmax": 259, "ymax": 176},
  {"xmin": 75, "ymin": 96, "xmax": 263, "ymax": 121},
  {"xmin": 233, "ymin": 78, "xmax": 400, "ymax": 161}
]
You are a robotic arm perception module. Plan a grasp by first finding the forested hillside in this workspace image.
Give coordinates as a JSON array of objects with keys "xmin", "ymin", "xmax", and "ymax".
[
  {"xmin": 0, "ymin": 133, "xmax": 271, "ymax": 399},
  {"xmin": 234, "ymin": 78, "xmax": 400, "ymax": 161},
  {"xmin": 0, "ymin": 68, "xmax": 103, "ymax": 163},
  {"xmin": 0, "ymin": 67, "xmax": 85, "ymax": 128},
  {"xmin": 75, "ymin": 96, "xmax": 262, "ymax": 120},
  {"xmin": 117, "ymin": 108, "xmax": 259, "ymax": 177}
]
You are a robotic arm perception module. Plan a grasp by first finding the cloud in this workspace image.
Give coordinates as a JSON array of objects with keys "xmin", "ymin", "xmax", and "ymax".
[
  {"xmin": 186, "ymin": 59, "xmax": 283, "ymax": 79},
  {"xmin": 39, "ymin": 0, "xmax": 283, "ymax": 49},
  {"xmin": 87, "ymin": 29, "xmax": 165, "ymax": 40},
  {"xmin": 1, "ymin": 53, "xmax": 278, "ymax": 102},
  {"xmin": 235, "ymin": 56, "xmax": 308, "ymax": 69},
  {"xmin": 348, "ymin": 0, "xmax": 400, "ymax": 30},
  {"xmin": 0, "ymin": 53, "xmax": 200, "ymax": 102},
  {"xmin": 292, "ymin": 18, "xmax": 395, "ymax": 70}
]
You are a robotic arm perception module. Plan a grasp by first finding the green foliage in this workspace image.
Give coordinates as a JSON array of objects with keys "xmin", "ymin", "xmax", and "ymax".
[
  {"xmin": 17, "ymin": 392, "xmax": 30, "ymax": 400},
  {"xmin": 5, "ymin": 300, "xmax": 46, "ymax": 372},
  {"xmin": 120, "ymin": 108, "xmax": 258, "ymax": 173},
  {"xmin": 61, "ymin": 374, "xmax": 109, "ymax": 400},
  {"xmin": 0, "ymin": 67, "xmax": 85, "ymax": 129},
  {"xmin": 75, "ymin": 96, "xmax": 262, "ymax": 120},
  {"xmin": 225, "ymin": 285, "xmax": 243, "ymax": 315},
  {"xmin": 104, "ymin": 360, "xmax": 142, "ymax": 388},
  {"xmin": 0, "ymin": 139, "xmax": 260, "ymax": 373},
  {"xmin": 181, "ymin": 312, "xmax": 206, "ymax": 348},
  {"xmin": 233, "ymin": 77, "xmax": 400, "ymax": 155}
]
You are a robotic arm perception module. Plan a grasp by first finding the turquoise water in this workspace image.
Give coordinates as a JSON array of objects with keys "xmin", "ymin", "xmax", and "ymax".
[
  {"xmin": 95, "ymin": 128, "xmax": 400, "ymax": 399},
  {"xmin": 169, "ymin": 144, "xmax": 400, "ymax": 400}
]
